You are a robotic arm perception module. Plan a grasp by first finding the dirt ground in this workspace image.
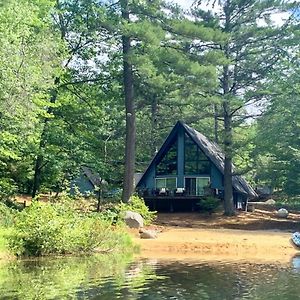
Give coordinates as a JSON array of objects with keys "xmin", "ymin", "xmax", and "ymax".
[
  {"xmin": 133, "ymin": 209, "xmax": 300, "ymax": 263},
  {"xmin": 155, "ymin": 209, "xmax": 300, "ymax": 231}
]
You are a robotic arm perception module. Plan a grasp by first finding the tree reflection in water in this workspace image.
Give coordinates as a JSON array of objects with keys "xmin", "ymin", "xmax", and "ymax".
[{"xmin": 1, "ymin": 256, "xmax": 300, "ymax": 299}]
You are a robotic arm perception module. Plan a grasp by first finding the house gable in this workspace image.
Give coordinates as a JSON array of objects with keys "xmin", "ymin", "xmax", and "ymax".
[{"xmin": 137, "ymin": 121, "xmax": 257, "ymax": 199}]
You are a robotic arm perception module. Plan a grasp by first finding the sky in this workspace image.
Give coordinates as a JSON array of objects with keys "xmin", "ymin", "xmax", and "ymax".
[
  {"xmin": 174, "ymin": 0, "xmax": 194, "ymax": 9},
  {"xmin": 172, "ymin": 0, "xmax": 290, "ymax": 26}
]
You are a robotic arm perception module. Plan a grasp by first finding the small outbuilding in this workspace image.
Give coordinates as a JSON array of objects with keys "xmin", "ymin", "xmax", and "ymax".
[
  {"xmin": 136, "ymin": 121, "xmax": 257, "ymax": 211},
  {"xmin": 70, "ymin": 166, "xmax": 104, "ymax": 196}
]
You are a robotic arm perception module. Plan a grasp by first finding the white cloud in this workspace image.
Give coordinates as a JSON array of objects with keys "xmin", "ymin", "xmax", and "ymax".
[
  {"xmin": 271, "ymin": 12, "xmax": 290, "ymax": 26},
  {"xmin": 172, "ymin": 0, "xmax": 194, "ymax": 9}
]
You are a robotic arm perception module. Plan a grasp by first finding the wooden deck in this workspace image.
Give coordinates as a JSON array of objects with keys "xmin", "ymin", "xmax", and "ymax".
[{"xmin": 143, "ymin": 195, "xmax": 203, "ymax": 212}]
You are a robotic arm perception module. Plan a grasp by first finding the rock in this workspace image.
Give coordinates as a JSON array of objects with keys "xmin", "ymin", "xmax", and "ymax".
[
  {"xmin": 277, "ymin": 208, "xmax": 289, "ymax": 218},
  {"xmin": 139, "ymin": 229, "xmax": 157, "ymax": 239},
  {"xmin": 265, "ymin": 199, "xmax": 276, "ymax": 205},
  {"xmin": 124, "ymin": 211, "xmax": 143, "ymax": 229}
]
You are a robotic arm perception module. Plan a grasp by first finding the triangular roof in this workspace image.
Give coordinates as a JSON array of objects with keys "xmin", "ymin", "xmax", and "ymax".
[
  {"xmin": 137, "ymin": 121, "xmax": 257, "ymax": 198},
  {"xmin": 81, "ymin": 166, "xmax": 102, "ymax": 187}
]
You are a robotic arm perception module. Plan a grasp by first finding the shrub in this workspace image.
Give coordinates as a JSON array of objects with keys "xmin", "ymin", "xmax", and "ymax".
[
  {"xmin": 275, "ymin": 196, "xmax": 300, "ymax": 211},
  {"xmin": 98, "ymin": 208, "xmax": 120, "ymax": 224},
  {"xmin": 0, "ymin": 202, "xmax": 15, "ymax": 227},
  {"xmin": 8, "ymin": 201, "xmax": 134, "ymax": 256},
  {"xmin": 117, "ymin": 195, "xmax": 156, "ymax": 225},
  {"xmin": 0, "ymin": 178, "xmax": 17, "ymax": 202},
  {"xmin": 197, "ymin": 196, "xmax": 220, "ymax": 214}
]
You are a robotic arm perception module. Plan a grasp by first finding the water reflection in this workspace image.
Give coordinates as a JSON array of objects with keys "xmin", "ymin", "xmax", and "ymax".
[
  {"xmin": 291, "ymin": 255, "xmax": 300, "ymax": 272},
  {"xmin": 1, "ymin": 256, "xmax": 300, "ymax": 299}
]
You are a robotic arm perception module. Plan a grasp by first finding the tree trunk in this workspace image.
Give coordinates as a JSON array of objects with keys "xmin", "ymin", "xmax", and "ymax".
[
  {"xmin": 32, "ymin": 155, "xmax": 43, "ymax": 198},
  {"xmin": 222, "ymin": 63, "xmax": 235, "ymax": 215},
  {"xmin": 151, "ymin": 95, "xmax": 158, "ymax": 156},
  {"xmin": 223, "ymin": 100, "xmax": 235, "ymax": 216},
  {"xmin": 121, "ymin": 0, "xmax": 136, "ymax": 203},
  {"xmin": 31, "ymin": 78, "xmax": 59, "ymax": 198},
  {"xmin": 221, "ymin": 1, "xmax": 235, "ymax": 216},
  {"xmin": 213, "ymin": 103, "xmax": 219, "ymax": 144}
]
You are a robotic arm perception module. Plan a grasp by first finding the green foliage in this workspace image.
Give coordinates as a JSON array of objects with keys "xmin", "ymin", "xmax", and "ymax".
[
  {"xmin": 0, "ymin": 202, "xmax": 15, "ymax": 227},
  {"xmin": 197, "ymin": 197, "xmax": 221, "ymax": 214},
  {"xmin": 274, "ymin": 196, "xmax": 300, "ymax": 211},
  {"xmin": 0, "ymin": 178, "xmax": 17, "ymax": 202},
  {"xmin": 253, "ymin": 57, "xmax": 300, "ymax": 196},
  {"xmin": 0, "ymin": 227, "xmax": 12, "ymax": 254},
  {"xmin": 0, "ymin": 0, "xmax": 298, "ymax": 205},
  {"xmin": 99, "ymin": 208, "xmax": 120, "ymax": 224},
  {"xmin": 118, "ymin": 195, "xmax": 157, "ymax": 225},
  {"xmin": 8, "ymin": 201, "xmax": 133, "ymax": 256}
]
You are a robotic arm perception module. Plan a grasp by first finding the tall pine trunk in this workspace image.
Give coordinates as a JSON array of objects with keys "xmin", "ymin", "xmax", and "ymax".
[
  {"xmin": 121, "ymin": 0, "xmax": 136, "ymax": 203},
  {"xmin": 151, "ymin": 95, "xmax": 158, "ymax": 156},
  {"xmin": 213, "ymin": 104, "xmax": 219, "ymax": 144},
  {"xmin": 222, "ymin": 99, "xmax": 235, "ymax": 215},
  {"xmin": 221, "ymin": 1, "xmax": 235, "ymax": 216}
]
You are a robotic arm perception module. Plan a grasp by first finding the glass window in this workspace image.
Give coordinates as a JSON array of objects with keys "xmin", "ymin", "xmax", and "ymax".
[
  {"xmin": 155, "ymin": 178, "xmax": 177, "ymax": 190},
  {"xmin": 185, "ymin": 177, "xmax": 210, "ymax": 196},
  {"xmin": 196, "ymin": 177, "xmax": 210, "ymax": 196},
  {"xmin": 156, "ymin": 140, "xmax": 177, "ymax": 175},
  {"xmin": 156, "ymin": 178, "xmax": 166, "ymax": 189},
  {"xmin": 184, "ymin": 134, "xmax": 210, "ymax": 175},
  {"xmin": 166, "ymin": 178, "xmax": 176, "ymax": 189}
]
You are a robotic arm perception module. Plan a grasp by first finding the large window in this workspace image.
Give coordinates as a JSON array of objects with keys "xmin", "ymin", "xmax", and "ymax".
[
  {"xmin": 156, "ymin": 140, "xmax": 177, "ymax": 175},
  {"xmin": 156, "ymin": 178, "xmax": 177, "ymax": 190},
  {"xmin": 185, "ymin": 177, "xmax": 210, "ymax": 196},
  {"xmin": 184, "ymin": 134, "xmax": 210, "ymax": 175}
]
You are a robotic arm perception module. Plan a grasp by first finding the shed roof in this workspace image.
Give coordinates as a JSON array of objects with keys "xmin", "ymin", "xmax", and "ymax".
[
  {"xmin": 81, "ymin": 166, "xmax": 102, "ymax": 187},
  {"xmin": 137, "ymin": 121, "xmax": 257, "ymax": 198}
]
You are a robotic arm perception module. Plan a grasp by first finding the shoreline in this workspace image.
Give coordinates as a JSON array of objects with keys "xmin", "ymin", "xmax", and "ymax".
[{"xmin": 133, "ymin": 227, "xmax": 300, "ymax": 263}]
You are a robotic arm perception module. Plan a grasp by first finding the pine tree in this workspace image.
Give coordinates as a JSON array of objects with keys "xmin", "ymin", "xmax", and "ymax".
[{"xmin": 194, "ymin": 0, "xmax": 299, "ymax": 215}]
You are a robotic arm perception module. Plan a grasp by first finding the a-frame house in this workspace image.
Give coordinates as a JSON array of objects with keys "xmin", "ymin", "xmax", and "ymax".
[{"xmin": 136, "ymin": 121, "xmax": 257, "ymax": 211}]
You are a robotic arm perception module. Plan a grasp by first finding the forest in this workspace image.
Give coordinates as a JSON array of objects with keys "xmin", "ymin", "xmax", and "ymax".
[{"xmin": 1, "ymin": 0, "xmax": 300, "ymax": 214}]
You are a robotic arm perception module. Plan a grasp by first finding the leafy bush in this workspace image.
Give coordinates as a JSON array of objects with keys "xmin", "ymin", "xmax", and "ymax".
[
  {"xmin": 117, "ymin": 195, "xmax": 156, "ymax": 225},
  {"xmin": 0, "ymin": 202, "xmax": 15, "ymax": 227},
  {"xmin": 275, "ymin": 196, "xmax": 300, "ymax": 211},
  {"xmin": 0, "ymin": 178, "xmax": 17, "ymax": 202},
  {"xmin": 8, "ymin": 201, "xmax": 134, "ymax": 256},
  {"xmin": 197, "ymin": 197, "xmax": 220, "ymax": 214},
  {"xmin": 99, "ymin": 208, "xmax": 120, "ymax": 225}
]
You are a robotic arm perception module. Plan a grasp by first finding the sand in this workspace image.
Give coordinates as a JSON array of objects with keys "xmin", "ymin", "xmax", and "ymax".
[
  {"xmin": 132, "ymin": 210, "xmax": 300, "ymax": 263},
  {"xmin": 134, "ymin": 227, "xmax": 299, "ymax": 263}
]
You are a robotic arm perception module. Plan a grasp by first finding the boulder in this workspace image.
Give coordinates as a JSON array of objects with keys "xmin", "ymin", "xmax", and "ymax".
[
  {"xmin": 277, "ymin": 208, "xmax": 289, "ymax": 218},
  {"xmin": 124, "ymin": 211, "xmax": 144, "ymax": 229},
  {"xmin": 139, "ymin": 229, "xmax": 157, "ymax": 239},
  {"xmin": 265, "ymin": 199, "xmax": 276, "ymax": 205}
]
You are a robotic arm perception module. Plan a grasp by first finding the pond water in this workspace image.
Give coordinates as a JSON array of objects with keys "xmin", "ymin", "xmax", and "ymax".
[{"xmin": 1, "ymin": 255, "xmax": 300, "ymax": 299}]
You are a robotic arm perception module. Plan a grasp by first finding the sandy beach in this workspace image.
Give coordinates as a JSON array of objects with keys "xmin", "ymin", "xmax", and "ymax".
[{"xmin": 132, "ymin": 210, "xmax": 300, "ymax": 263}]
